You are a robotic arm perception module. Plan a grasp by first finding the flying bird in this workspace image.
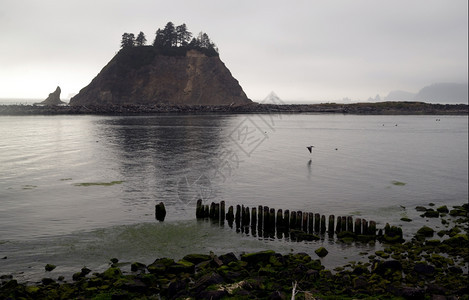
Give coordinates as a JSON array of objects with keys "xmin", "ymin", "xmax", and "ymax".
[{"xmin": 306, "ymin": 146, "xmax": 314, "ymax": 153}]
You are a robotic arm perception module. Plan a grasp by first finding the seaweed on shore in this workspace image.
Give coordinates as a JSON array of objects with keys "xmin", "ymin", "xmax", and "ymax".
[{"xmin": 73, "ymin": 181, "xmax": 124, "ymax": 187}]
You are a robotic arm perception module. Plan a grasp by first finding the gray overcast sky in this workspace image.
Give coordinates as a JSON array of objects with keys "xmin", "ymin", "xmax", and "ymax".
[{"xmin": 0, "ymin": 0, "xmax": 467, "ymax": 102}]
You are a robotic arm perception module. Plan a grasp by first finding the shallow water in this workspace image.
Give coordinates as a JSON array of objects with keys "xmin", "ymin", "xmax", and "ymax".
[{"xmin": 0, "ymin": 113, "xmax": 467, "ymax": 282}]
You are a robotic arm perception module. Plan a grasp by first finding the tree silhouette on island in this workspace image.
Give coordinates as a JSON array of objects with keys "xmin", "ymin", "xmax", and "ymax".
[{"xmin": 121, "ymin": 22, "xmax": 219, "ymax": 57}]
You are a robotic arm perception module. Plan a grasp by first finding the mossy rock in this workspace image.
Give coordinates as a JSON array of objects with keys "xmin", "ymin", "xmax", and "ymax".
[
  {"xmin": 425, "ymin": 239, "xmax": 441, "ymax": 246},
  {"xmin": 130, "ymin": 262, "xmax": 146, "ymax": 272},
  {"xmin": 443, "ymin": 234, "xmax": 468, "ymax": 247},
  {"xmin": 102, "ymin": 267, "xmax": 122, "ymax": 280},
  {"xmin": 241, "ymin": 250, "xmax": 275, "ymax": 265},
  {"xmin": 372, "ymin": 260, "xmax": 402, "ymax": 276},
  {"xmin": 340, "ymin": 237, "xmax": 355, "ymax": 244},
  {"xmin": 258, "ymin": 266, "xmax": 276, "ymax": 276},
  {"xmin": 375, "ymin": 251, "xmax": 390, "ymax": 259},
  {"xmin": 168, "ymin": 260, "xmax": 195, "ymax": 274},
  {"xmin": 314, "ymin": 247, "xmax": 328, "ymax": 258},
  {"xmin": 383, "ymin": 234, "xmax": 404, "ymax": 243},
  {"xmin": 415, "ymin": 206, "xmax": 427, "ymax": 212},
  {"xmin": 337, "ymin": 231, "xmax": 356, "ymax": 239},
  {"xmin": 423, "ymin": 209, "xmax": 439, "ymax": 218},
  {"xmin": 41, "ymin": 277, "xmax": 55, "ymax": 285},
  {"xmin": 400, "ymin": 217, "xmax": 412, "ymax": 222},
  {"xmin": 72, "ymin": 272, "xmax": 85, "ymax": 281},
  {"xmin": 306, "ymin": 259, "xmax": 323, "ymax": 271},
  {"xmin": 289, "ymin": 229, "xmax": 320, "ymax": 241},
  {"xmin": 147, "ymin": 258, "xmax": 174, "ymax": 274},
  {"xmin": 268, "ymin": 254, "xmax": 284, "ymax": 267},
  {"xmin": 436, "ymin": 205, "xmax": 449, "ymax": 213},
  {"xmin": 182, "ymin": 254, "xmax": 211, "ymax": 265},
  {"xmin": 448, "ymin": 226, "xmax": 462, "ymax": 237},
  {"xmin": 292, "ymin": 252, "xmax": 312, "ymax": 263},
  {"xmin": 416, "ymin": 226, "xmax": 434, "ymax": 237},
  {"xmin": 45, "ymin": 264, "xmax": 56, "ymax": 272},
  {"xmin": 25, "ymin": 286, "xmax": 40, "ymax": 294},
  {"xmin": 356, "ymin": 235, "xmax": 375, "ymax": 242},
  {"xmin": 87, "ymin": 277, "xmax": 104, "ymax": 288},
  {"xmin": 449, "ymin": 209, "xmax": 466, "ymax": 217},
  {"xmin": 110, "ymin": 258, "xmax": 119, "ymax": 265},
  {"xmin": 218, "ymin": 252, "xmax": 238, "ymax": 265}
]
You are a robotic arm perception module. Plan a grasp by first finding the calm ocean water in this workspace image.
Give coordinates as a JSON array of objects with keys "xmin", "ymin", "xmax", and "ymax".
[{"xmin": 0, "ymin": 113, "xmax": 467, "ymax": 281}]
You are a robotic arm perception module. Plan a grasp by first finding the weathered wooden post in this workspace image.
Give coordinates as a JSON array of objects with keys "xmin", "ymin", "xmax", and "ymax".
[
  {"xmin": 241, "ymin": 205, "xmax": 246, "ymax": 226},
  {"xmin": 203, "ymin": 205, "xmax": 209, "ymax": 218},
  {"xmin": 362, "ymin": 219, "xmax": 368, "ymax": 235},
  {"xmin": 209, "ymin": 202, "xmax": 216, "ymax": 220},
  {"xmin": 263, "ymin": 206, "xmax": 270, "ymax": 235},
  {"xmin": 308, "ymin": 213, "xmax": 314, "ymax": 233},
  {"xmin": 276, "ymin": 209, "xmax": 283, "ymax": 239},
  {"xmin": 354, "ymin": 218, "xmax": 362, "ymax": 235},
  {"xmin": 302, "ymin": 213, "xmax": 308, "ymax": 232},
  {"xmin": 244, "ymin": 206, "xmax": 251, "ymax": 227},
  {"xmin": 369, "ymin": 221, "xmax": 376, "ymax": 236},
  {"xmin": 328, "ymin": 215, "xmax": 335, "ymax": 235},
  {"xmin": 214, "ymin": 203, "xmax": 220, "ymax": 223},
  {"xmin": 196, "ymin": 199, "xmax": 203, "ymax": 219},
  {"xmin": 283, "ymin": 209, "xmax": 290, "ymax": 232},
  {"xmin": 314, "ymin": 213, "xmax": 320, "ymax": 232},
  {"xmin": 341, "ymin": 216, "xmax": 347, "ymax": 232},
  {"xmin": 320, "ymin": 215, "xmax": 326, "ymax": 234},
  {"xmin": 296, "ymin": 211, "xmax": 303, "ymax": 230},
  {"xmin": 276, "ymin": 209, "xmax": 284, "ymax": 230},
  {"xmin": 251, "ymin": 207, "xmax": 257, "ymax": 236},
  {"xmin": 336, "ymin": 216, "xmax": 342, "ymax": 233},
  {"xmin": 258, "ymin": 205, "xmax": 263, "ymax": 233},
  {"xmin": 220, "ymin": 201, "xmax": 225, "ymax": 224},
  {"xmin": 384, "ymin": 223, "xmax": 390, "ymax": 236},
  {"xmin": 347, "ymin": 216, "xmax": 353, "ymax": 232},
  {"xmin": 258, "ymin": 205, "xmax": 263, "ymax": 222},
  {"xmin": 283, "ymin": 209, "xmax": 290, "ymax": 238},
  {"xmin": 235, "ymin": 205, "xmax": 241, "ymax": 230},
  {"xmin": 251, "ymin": 207, "xmax": 257, "ymax": 228},
  {"xmin": 226, "ymin": 206, "xmax": 234, "ymax": 227},
  {"xmin": 155, "ymin": 202, "xmax": 166, "ymax": 222},
  {"xmin": 269, "ymin": 208, "xmax": 276, "ymax": 231},
  {"xmin": 290, "ymin": 211, "xmax": 297, "ymax": 230}
]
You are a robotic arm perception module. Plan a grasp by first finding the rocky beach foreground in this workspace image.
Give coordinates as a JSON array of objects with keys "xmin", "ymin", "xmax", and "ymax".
[
  {"xmin": 1, "ymin": 204, "xmax": 467, "ymax": 300},
  {"xmin": 0, "ymin": 102, "xmax": 468, "ymax": 116}
]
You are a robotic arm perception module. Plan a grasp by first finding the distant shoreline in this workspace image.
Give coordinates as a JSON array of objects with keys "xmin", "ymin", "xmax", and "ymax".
[{"xmin": 0, "ymin": 102, "xmax": 467, "ymax": 116}]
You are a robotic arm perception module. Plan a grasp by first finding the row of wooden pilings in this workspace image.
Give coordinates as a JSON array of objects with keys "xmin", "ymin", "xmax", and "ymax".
[{"xmin": 196, "ymin": 200, "xmax": 377, "ymax": 238}]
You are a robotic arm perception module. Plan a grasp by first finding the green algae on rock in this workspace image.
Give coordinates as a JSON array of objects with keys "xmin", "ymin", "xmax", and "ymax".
[{"xmin": 73, "ymin": 181, "xmax": 124, "ymax": 187}]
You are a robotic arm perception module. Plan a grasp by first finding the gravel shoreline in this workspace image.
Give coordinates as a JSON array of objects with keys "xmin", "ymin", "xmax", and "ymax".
[
  {"xmin": 1, "ymin": 204, "xmax": 467, "ymax": 299},
  {"xmin": 0, "ymin": 102, "xmax": 468, "ymax": 115}
]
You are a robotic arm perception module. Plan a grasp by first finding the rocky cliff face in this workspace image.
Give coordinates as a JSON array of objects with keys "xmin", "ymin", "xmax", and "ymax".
[{"xmin": 70, "ymin": 47, "xmax": 251, "ymax": 106}]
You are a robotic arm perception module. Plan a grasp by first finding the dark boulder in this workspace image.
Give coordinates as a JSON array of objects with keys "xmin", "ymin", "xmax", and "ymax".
[
  {"xmin": 413, "ymin": 263, "xmax": 435, "ymax": 276},
  {"xmin": 373, "ymin": 260, "xmax": 403, "ymax": 275}
]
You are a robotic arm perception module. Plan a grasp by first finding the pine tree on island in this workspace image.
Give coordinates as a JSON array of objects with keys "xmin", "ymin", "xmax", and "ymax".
[{"xmin": 120, "ymin": 22, "xmax": 219, "ymax": 57}]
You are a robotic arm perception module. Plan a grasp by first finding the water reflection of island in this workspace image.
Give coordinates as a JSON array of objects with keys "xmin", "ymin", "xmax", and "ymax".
[{"xmin": 95, "ymin": 115, "xmax": 232, "ymax": 213}]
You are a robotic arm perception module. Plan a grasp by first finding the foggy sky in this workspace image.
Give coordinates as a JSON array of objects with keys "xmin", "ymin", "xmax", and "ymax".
[{"xmin": 0, "ymin": 0, "xmax": 467, "ymax": 102}]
